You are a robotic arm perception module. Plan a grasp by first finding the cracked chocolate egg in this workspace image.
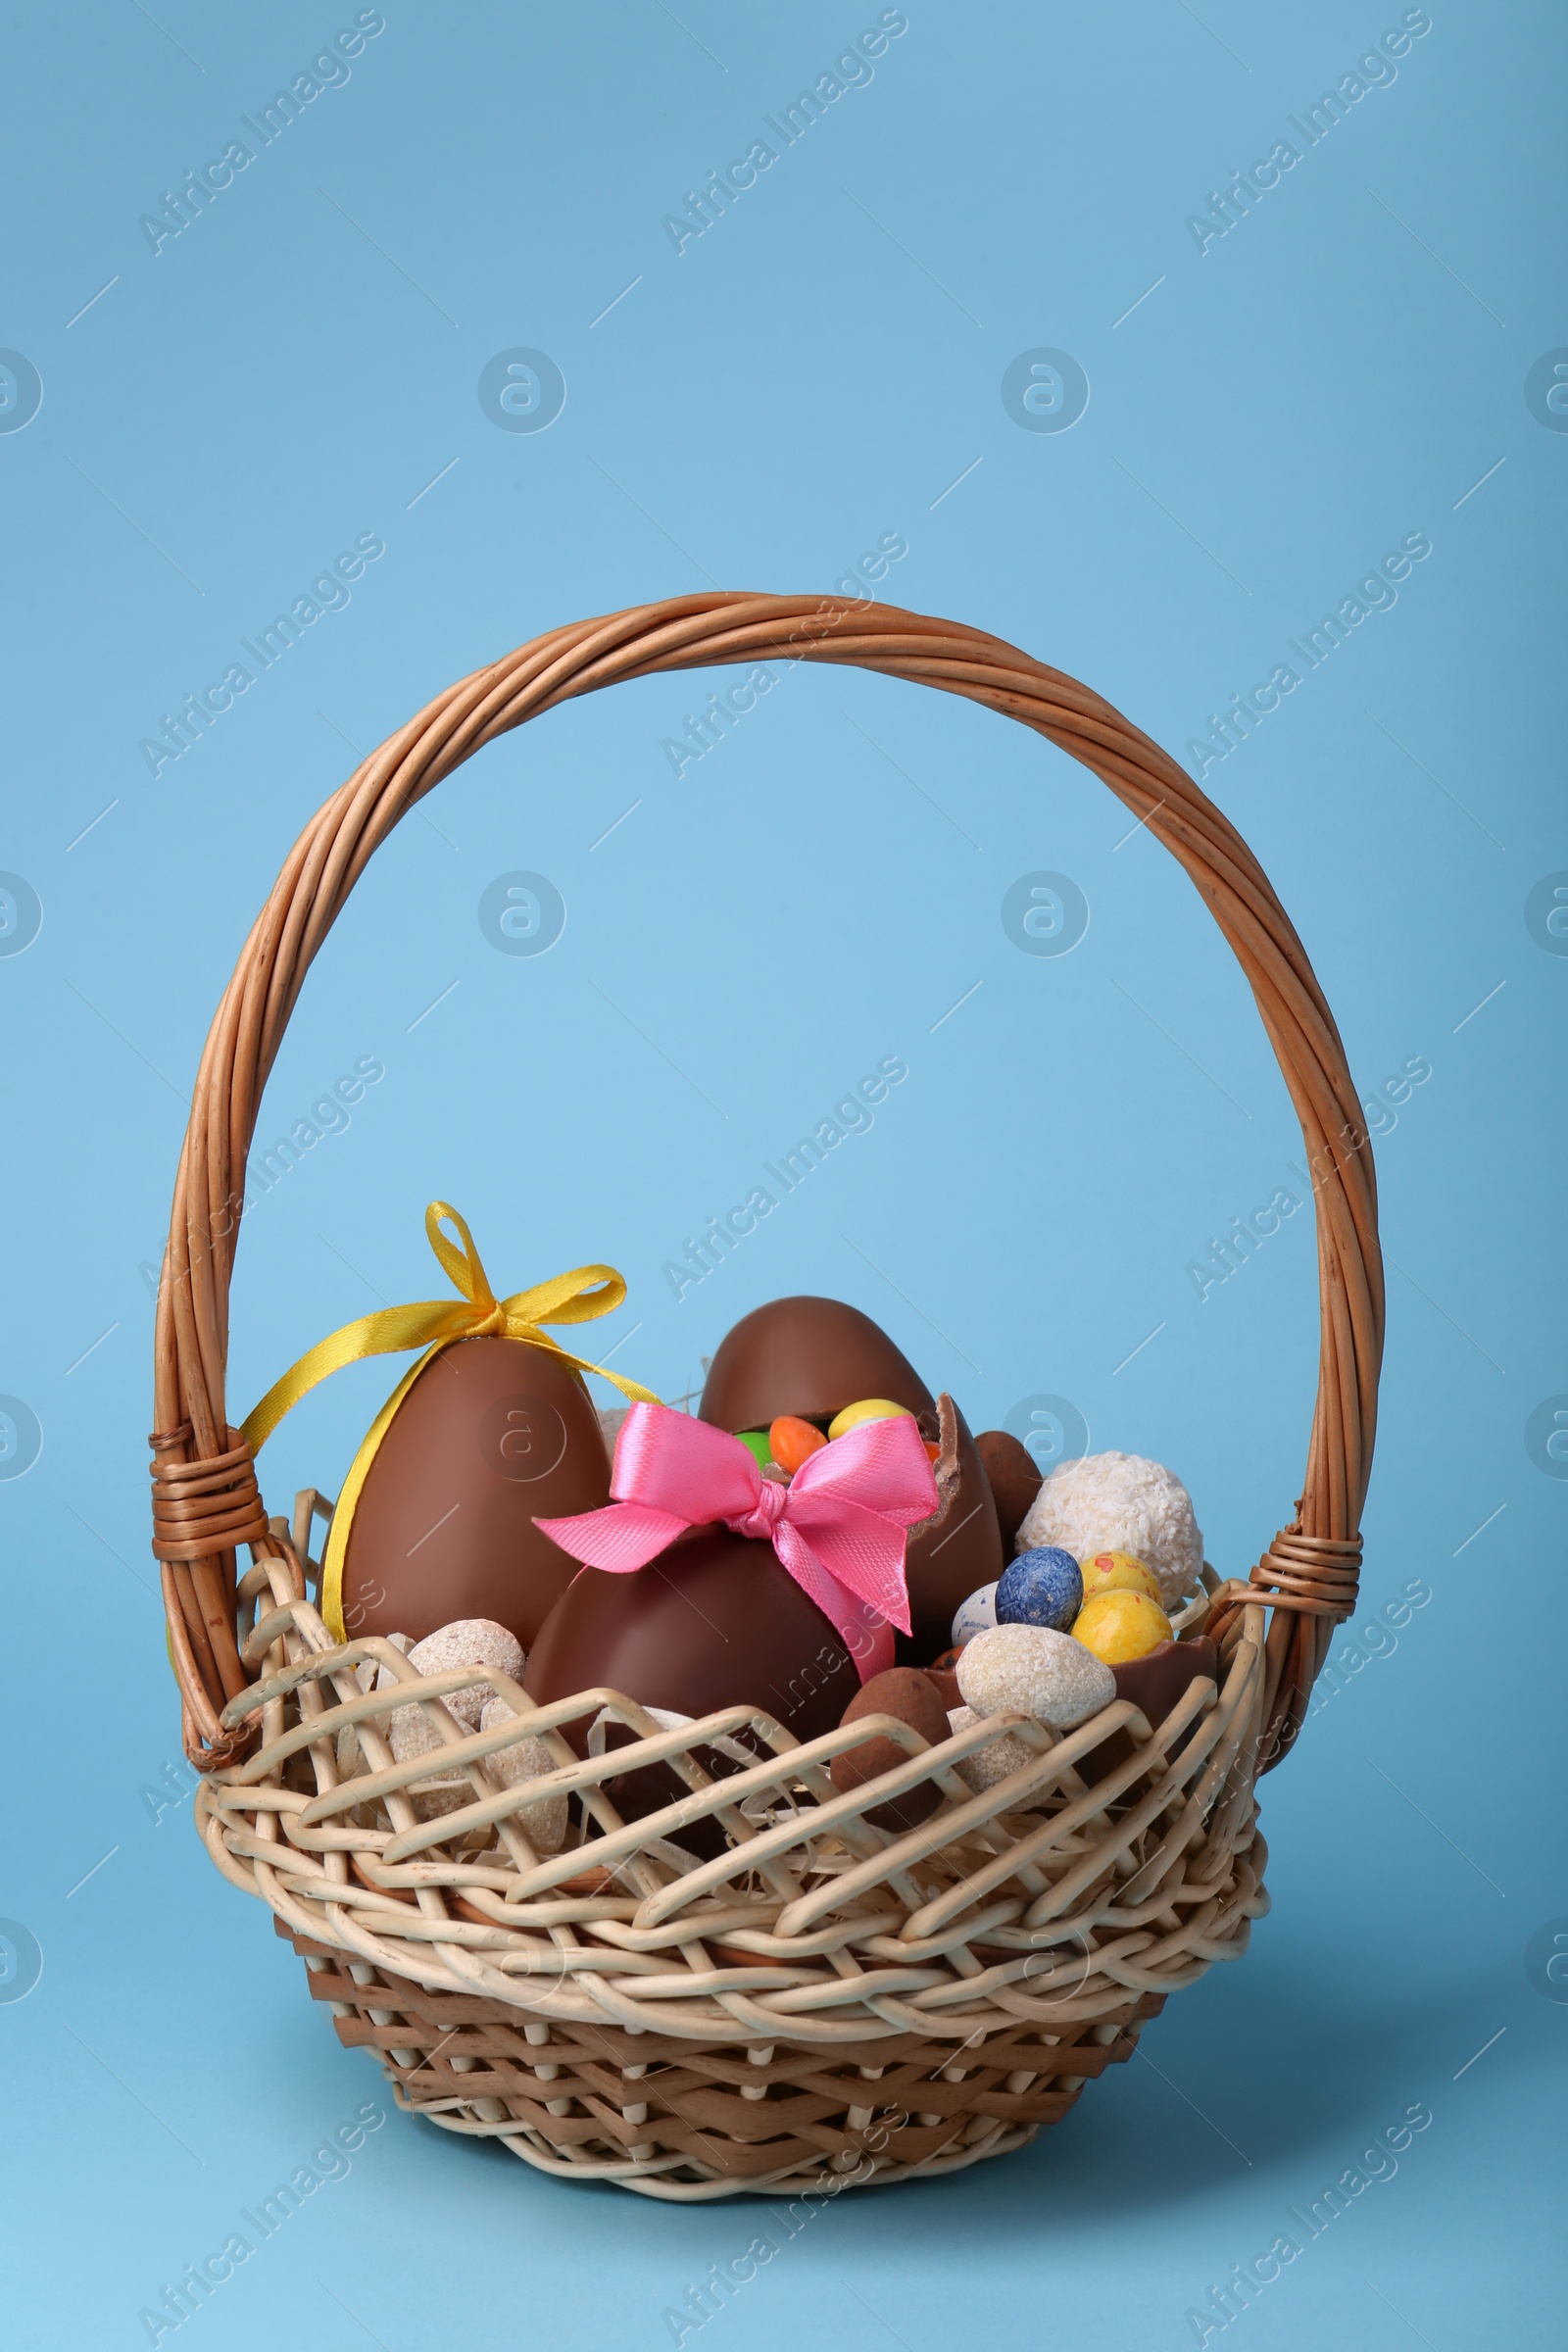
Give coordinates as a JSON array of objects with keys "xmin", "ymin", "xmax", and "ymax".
[{"xmin": 698, "ymin": 1295, "xmax": 1002, "ymax": 1664}]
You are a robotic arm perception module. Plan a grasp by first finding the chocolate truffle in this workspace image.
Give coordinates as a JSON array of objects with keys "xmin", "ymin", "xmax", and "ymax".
[
  {"xmin": 335, "ymin": 1336, "xmax": 611, "ymax": 1652},
  {"xmin": 830, "ymin": 1667, "xmax": 952, "ymax": 1832},
  {"xmin": 975, "ymin": 1430, "xmax": 1044, "ymax": 1554},
  {"xmin": 523, "ymin": 1524, "xmax": 864, "ymax": 1857}
]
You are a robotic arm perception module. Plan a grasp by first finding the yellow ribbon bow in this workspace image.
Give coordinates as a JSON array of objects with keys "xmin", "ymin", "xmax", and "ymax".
[{"xmin": 241, "ymin": 1200, "xmax": 660, "ymax": 1457}]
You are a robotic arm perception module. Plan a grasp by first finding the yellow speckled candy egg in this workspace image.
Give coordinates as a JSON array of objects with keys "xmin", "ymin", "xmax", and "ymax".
[
  {"xmin": 827, "ymin": 1397, "xmax": 917, "ymax": 1441},
  {"xmin": 1079, "ymin": 1548, "xmax": 1163, "ymax": 1606},
  {"xmin": 1071, "ymin": 1588, "xmax": 1172, "ymax": 1665}
]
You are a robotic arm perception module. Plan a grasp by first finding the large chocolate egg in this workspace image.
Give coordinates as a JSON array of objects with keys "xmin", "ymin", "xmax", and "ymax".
[
  {"xmin": 525, "ymin": 1524, "xmax": 859, "ymax": 1736},
  {"xmin": 523, "ymin": 1524, "xmax": 863, "ymax": 1857},
  {"xmin": 698, "ymin": 1294, "xmax": 1002, "ymax": 1670},
  {"xmin": 335, "ymin": 1336, "xmax": 612, "ymax": 1651},
  {"xmin": 699, "ymin": 1296, "xmax": 935, "ymax": 1433}
]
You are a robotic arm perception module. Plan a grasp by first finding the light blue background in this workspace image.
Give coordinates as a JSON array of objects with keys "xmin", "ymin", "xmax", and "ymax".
[{"xmin": 2, "ymin": 4, "xmax": 1563, "ymax": 2345}]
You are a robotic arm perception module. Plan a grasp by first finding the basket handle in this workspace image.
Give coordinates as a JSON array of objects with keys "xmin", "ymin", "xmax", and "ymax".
[{"xmin": 152, "ymin": 592, "xmax": 1382, "ymax": 1769}]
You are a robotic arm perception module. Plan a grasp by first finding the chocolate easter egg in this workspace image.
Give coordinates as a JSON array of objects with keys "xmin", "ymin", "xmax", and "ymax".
[
  {"xmin": 332, "ymin": 1336, "xmax": 612, "ymax": 1651},
  {"xmin": 698, "ymin": 1295, "xmax": 1003, "ymax": 1672},
  {"xmin": 699, "ymin": 1296, "xmax": 935, "ymax": 1434},
  {"xmin": 524, "ymin": 1524, "xmax": 863, "ymax": 1857},
  {"xmin": 525, "ymin": 1524, "xmax": 861, "ymax": 1736},
  {"xmin": 974, "ymin": 1429, "xmax": 1044, "ymax": 1554}
]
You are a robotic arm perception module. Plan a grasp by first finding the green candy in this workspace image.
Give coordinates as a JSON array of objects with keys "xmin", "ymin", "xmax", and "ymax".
[{"xmin": 735, "ymin": 1429, "xmax": 772, "ymax": 1470}]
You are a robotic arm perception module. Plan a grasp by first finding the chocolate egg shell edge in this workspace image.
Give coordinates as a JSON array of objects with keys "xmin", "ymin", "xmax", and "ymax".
[
  {"xmin": 899, "ymin": 1395, "xmax": 1004, "ymax": 1665},
  {"xmin": 1077, "ymin": 1637, "xmax": 1221, "ymax": 1783}
]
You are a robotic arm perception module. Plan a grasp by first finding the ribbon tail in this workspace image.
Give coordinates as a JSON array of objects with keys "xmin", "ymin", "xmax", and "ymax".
[
  {"xmin": 534, "ymin": 1499, "xmax": 692, "ymax": 1573},
  {"xmin": 776, "ymin": 1501, "xmax": 914, "ymax": 1637},
  {"xmin": 516, "ymin": 1329, "xmax": 661, "ymax": 1409},
  {"xmin": 240, "ymin": 1299, "xmax": 477, "ymax": 1454},
  {"xmin": 498, "ymin": 1264, "xmax": 661, "ymax": 1401},
  {"xmin": 503, "ymin": 1261, "xmax": 629, "ymax": 1327},
  {"xmin": 772, "ymin": 1523, "xmax": 897, "ymax": 1683}
]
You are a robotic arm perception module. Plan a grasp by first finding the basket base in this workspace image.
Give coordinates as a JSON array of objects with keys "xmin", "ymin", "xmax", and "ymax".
[{"xmin": 280, "ymin": 1924, "xmax": 1165, "ymax": 2198}]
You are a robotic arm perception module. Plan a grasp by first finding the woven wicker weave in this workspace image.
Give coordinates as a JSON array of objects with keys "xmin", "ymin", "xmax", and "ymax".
[{"xmin": 153, "ymin": 594, "xmax": 1383, "ymax": 2196}]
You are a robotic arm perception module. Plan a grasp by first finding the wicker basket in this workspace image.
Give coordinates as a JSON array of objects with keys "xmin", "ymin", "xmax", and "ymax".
[{"xmin": 153, "ymin": 593, "xmax": 1382, "ymax": 2199}]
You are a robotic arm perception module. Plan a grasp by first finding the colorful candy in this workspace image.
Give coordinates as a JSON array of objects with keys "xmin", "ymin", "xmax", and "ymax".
[
  {"xmin": 736, "ymin": 1430, "xmax": 773, "ymax": 1471},
  {"xmin": 827, "ymin": 1396, "xmax": 917, "ymax": 1442},
  {"xmin": 768, "ymin": 1415, "xmax": 827, "ymax": 1475},
  {"xmin": 1071, "ymin": 1588, "xmax": 1172, "ymax": 1665},
  {"xmin": 997, "ymin": 1546, "xmax": 1082, "ymax": 1633},
  {"xmin": 951, "ymin": 1582, "xmax": 999, "ymax": 1647},
  {"xmin": 1079, "ymin": 1548, "xmax": 1163, "ymax": 1606}
]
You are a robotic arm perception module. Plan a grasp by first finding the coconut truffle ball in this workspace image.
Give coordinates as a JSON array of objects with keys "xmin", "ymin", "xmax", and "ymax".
[
  {"xmin": 381, "ymin": 1621, "xmax": 526, "ymax": 1816},
  {"xmin": 478, "ymin": 1696, "xmax": 568, "ymax": 1854},
  {"xmin": 956, "ymin": 1624, "xmax": 1113, "ymax": 1730},
  {"xmin": 404, "ymin": 1619, "xmax": 525, "ymax": 1728},
  {"xmin": 1016, "ymin": 1451, "xmax": 1202, "ymax": 1610},
  {"xmin": 947, "ymin": 1703, "xmax": 1045, "ymax": 1794}
]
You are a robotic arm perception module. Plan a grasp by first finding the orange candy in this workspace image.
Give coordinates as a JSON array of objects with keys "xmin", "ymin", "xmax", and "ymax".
[{"xmin": 768, "ymin": 1416, "xmax": 827, "ymax": 1475}]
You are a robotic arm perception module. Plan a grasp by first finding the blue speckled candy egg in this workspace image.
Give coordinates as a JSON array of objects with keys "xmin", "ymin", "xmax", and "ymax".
[
  {"xmin": 997, "ymin": 1546, "xmax": 1082, "ymax": 1633},
  {"xmin": 951, "ymin": 1582, "xmax": 999, "ymax": 1648}
]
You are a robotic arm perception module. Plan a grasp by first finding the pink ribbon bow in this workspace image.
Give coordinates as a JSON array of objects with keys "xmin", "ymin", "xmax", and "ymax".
[{"xmin": 534, "ymin": 1402, "xmax": 939, "ymax": 1684}]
